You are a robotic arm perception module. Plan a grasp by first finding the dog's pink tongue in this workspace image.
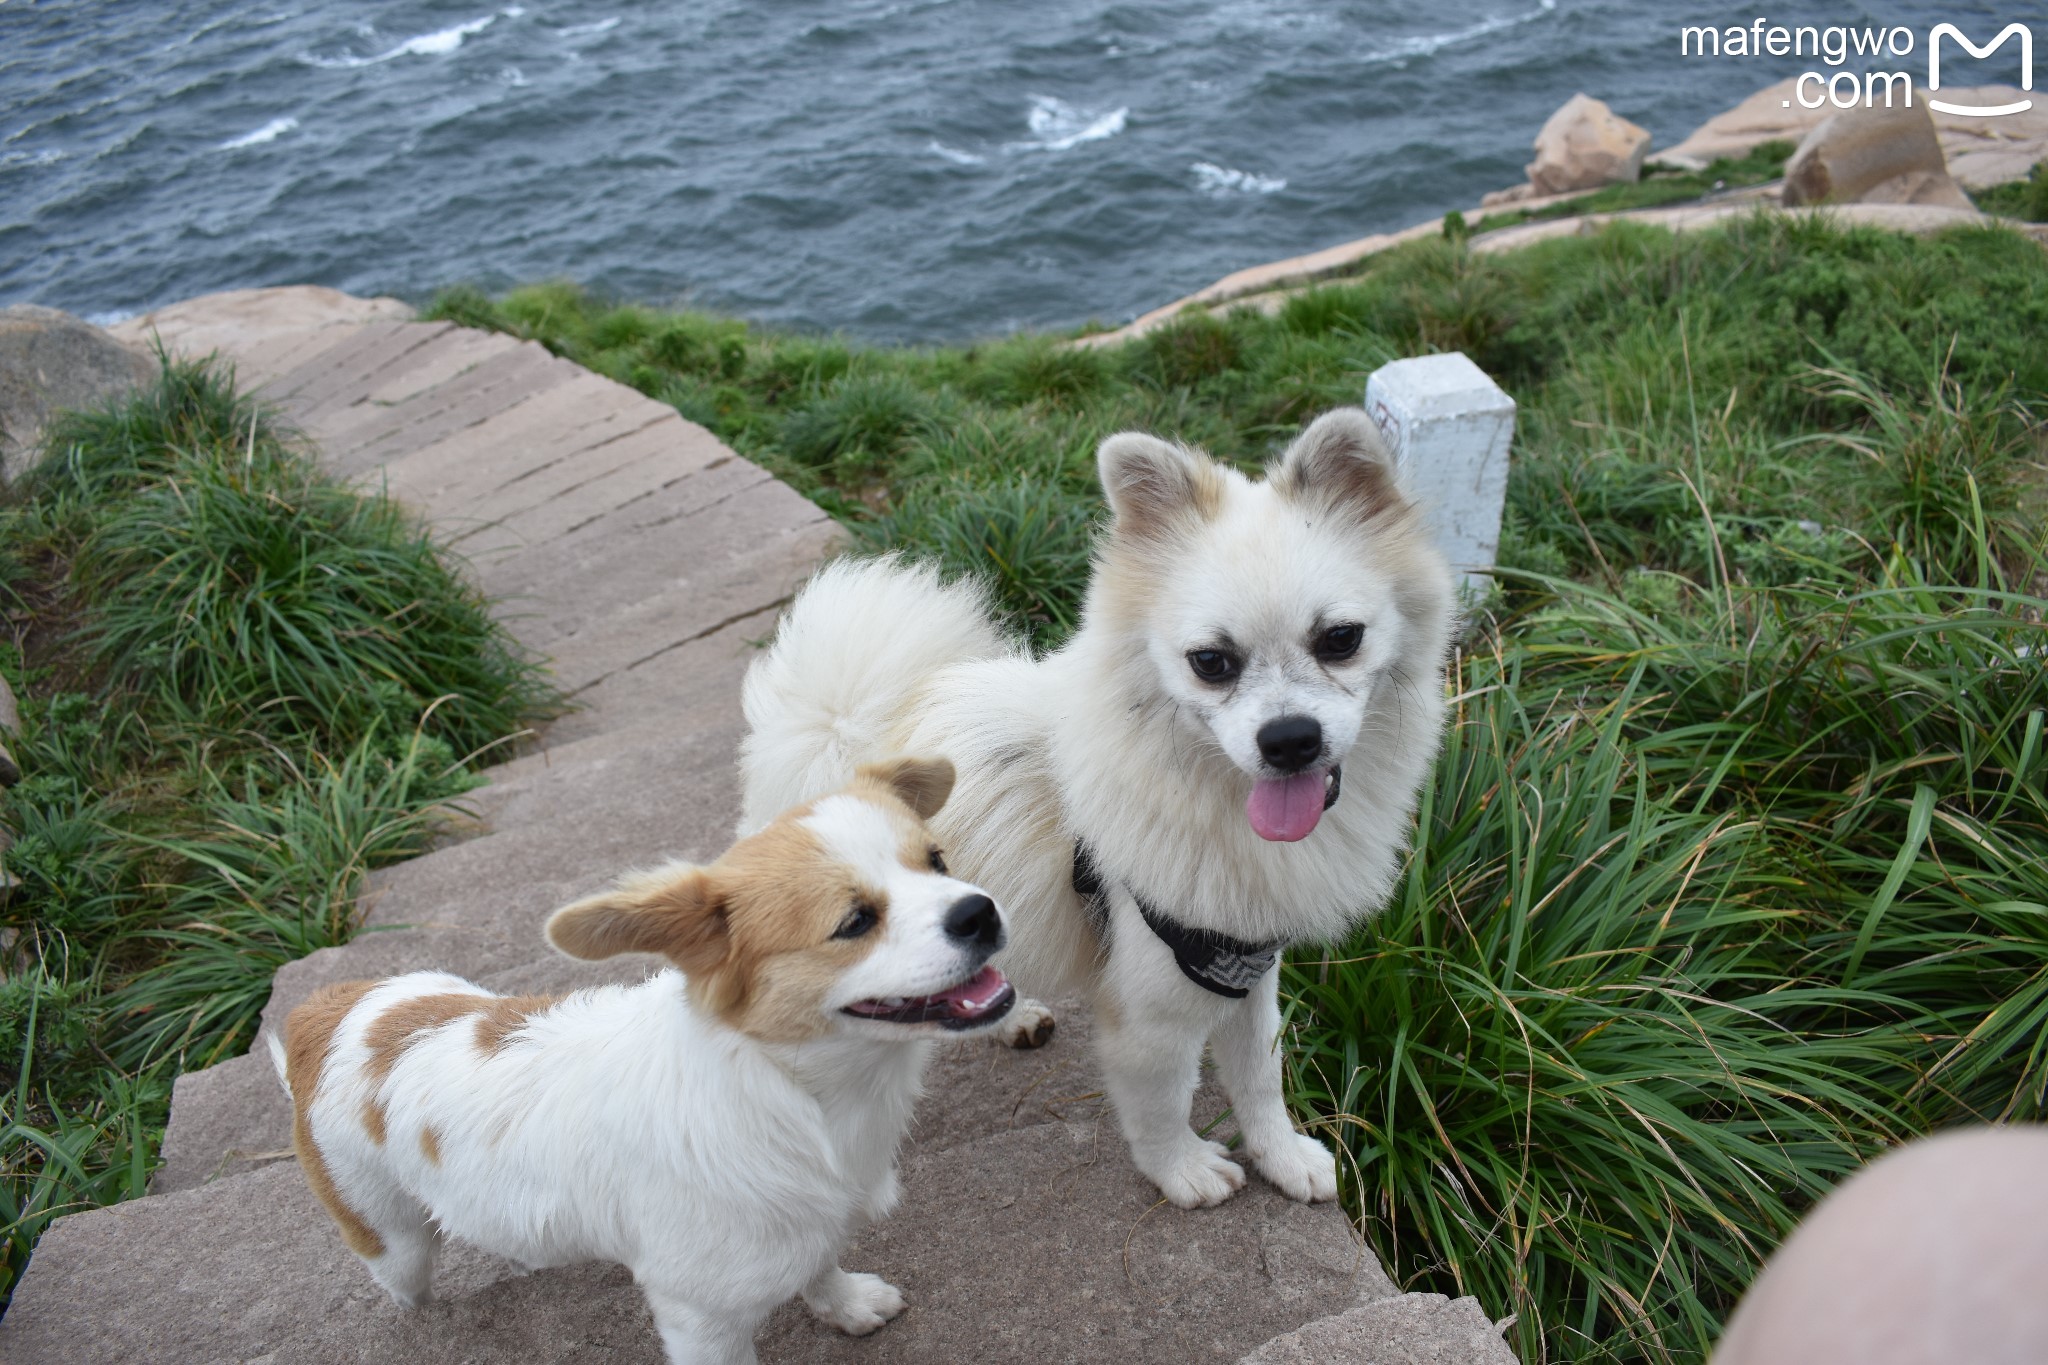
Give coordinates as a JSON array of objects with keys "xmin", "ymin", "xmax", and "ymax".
[
  {"xmin": 1248, "ymin": 773, "xmax": 1326, "ymax": 842},
  {"xmin": 935, "ymin": 965, "xmax": 1010, "ymax": 1017}
]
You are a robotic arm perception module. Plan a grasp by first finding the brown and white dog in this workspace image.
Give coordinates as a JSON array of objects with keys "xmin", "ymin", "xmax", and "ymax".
[
  {"xmin": 271, "ymin": 758, "xmax": 1014, "ymax": 1365},
  {"xmin": 739, "ymin": 409, "xmax": 1456, "ymax": 1210}
]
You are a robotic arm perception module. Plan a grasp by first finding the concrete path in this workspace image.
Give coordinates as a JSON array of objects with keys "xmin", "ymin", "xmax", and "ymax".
[{"xmin": 0, "ymin": 287, "xmax": 1514, "ymax": 1364}]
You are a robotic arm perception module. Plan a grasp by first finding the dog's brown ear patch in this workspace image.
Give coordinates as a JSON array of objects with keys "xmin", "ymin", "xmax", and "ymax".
[
  {"xmin": 857, "ymin": 755, "xmax": 956, "ymax": 820},
  {"xmin": 1273, "ymin": 408, "xmax": 1402, "ymax": 521},
  {"xmin": 546, "ymin": 864, "xmax": 729, "ymax": 979},
  {"xmin": 1098, "ymin": 432, "xmax": 1224, "ymax": 538}
]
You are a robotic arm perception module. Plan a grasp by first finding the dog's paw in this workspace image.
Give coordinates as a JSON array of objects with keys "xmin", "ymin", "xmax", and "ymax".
[
  {"xmin": 1140, "ymin": 1136, "xmax": 1247, "ymax": 1209},
  {"xmin": 996, "ymin": 998, "xmax": 1056, "ymax": 1049},
  {"xmin": 1254, "ymin": 1132, "xmax": 1339, "ymax": 1203},
  {"xmin": 805, "ymin": 1270, "xmax": 906, "ymax": 1336}
]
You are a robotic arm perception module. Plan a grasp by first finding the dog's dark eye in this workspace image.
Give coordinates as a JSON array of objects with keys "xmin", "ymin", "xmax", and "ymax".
[
  {"xmin": 927, "ymin": 847, "xmax": 947, "ymax": 874},
  {"xmin": 1315, "ymin": 623, "xmax": 1363, "ymax": 663},
  {"xmin": 1187, "ymin": 648, "xmax": 1241, "ymax": 683},
  {"xmin": 833, "ymin": 902, "xmax": 880, "ymax": 940}
]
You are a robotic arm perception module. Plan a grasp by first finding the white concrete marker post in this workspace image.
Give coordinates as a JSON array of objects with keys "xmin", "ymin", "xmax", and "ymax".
[{"xmin": 1363, "ymin": 352, "xmax": 1516, "ymax": 597}]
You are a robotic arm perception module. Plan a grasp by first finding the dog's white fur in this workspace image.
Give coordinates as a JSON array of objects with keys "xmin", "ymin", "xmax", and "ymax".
[
  {"xmin": 739, "ymin": 409, "xmax": 1456, "ymax": 1209},
  {"xmin": 271, "ymin": 759, "xmax": 1009, "ymax": 1365}
]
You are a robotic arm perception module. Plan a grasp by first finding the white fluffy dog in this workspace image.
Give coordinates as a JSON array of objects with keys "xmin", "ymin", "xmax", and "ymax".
[
  {"xmin": 739, "ymin": 408, "xmax": 1456, "ymax": 1209},
  {"xmin": 272, "ymin": 758, "xmax": 1015, "ymax": 1365}
]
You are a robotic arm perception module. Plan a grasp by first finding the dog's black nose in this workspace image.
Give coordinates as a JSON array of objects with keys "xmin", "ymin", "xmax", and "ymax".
[
  {"xmin": 1257, "ymin": 715, "xmax": 1324, "ymax": 772},
  {"xmin": 943, "ymin": 894, "xmax": 1003, "ymax": 950}
]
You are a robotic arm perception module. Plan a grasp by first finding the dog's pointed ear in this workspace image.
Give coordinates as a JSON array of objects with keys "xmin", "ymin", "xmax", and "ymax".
[
  {"xmin": 546, "ymin": 863, "xmax": 729, "ymax": 978},
  {"xmin": 1098, "ymin": 432, "xmax": 1223, "ymax": 538},
  {"xmin": 858, "ymin": 755, "xmax": 956, "ymax": 820},
  {"xmin": 1273, "ymin": 408, "xmax": 1403, "ymax": 521}
]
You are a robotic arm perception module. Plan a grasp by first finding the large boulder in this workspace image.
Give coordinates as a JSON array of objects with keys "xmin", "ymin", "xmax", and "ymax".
[
  {"xmin": 1526, "ymin": 93, "xmax": 1652, "ymax": 196},
  {"xmin": 1781, "ymin": 102, "xmax": 1974, "ymax": 209},
  {"xmin": 0, "ymin": 305, "xmax": 154, "ymax": 471}
]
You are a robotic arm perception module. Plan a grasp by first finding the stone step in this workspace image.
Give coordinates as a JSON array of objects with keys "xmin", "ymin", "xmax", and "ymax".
[
  {"xmin": 9, "ymin": 1105, "xmax": 1386, "ymax": 1364},
  {"xmin": 259, "ymin": 319, "xmax": 458, "ymax": 413},
  {"xmin": 321, "ymin": 342, "xmax": 586, "ymax": 480},
  {"xmin": 1237, "ymin": 1294, "xmax": 1519, "ymax": 1364}
]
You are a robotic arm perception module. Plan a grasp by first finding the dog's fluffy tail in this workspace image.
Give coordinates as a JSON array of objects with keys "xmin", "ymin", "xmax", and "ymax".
[
  {"xmin": 740, "ymin": 554, "xmax": 1009, "ymax": 831},
  {"xmin": 266, "ymin": 1030, "xmax": 291, "ymax": 1099}
]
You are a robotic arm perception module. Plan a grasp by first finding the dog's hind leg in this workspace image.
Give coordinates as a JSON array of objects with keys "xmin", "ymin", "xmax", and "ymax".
[
  {"xmin": 346, "ymin": 1179, "xmax": 440, "ymax": 1308},
  {"xmin": 1210, "ymin": 969, "xmax": 1338, "ymax": 1204},
  {"xmin": 643, "ymin": 1289, "xmax": 762, "ymax": 1365}
]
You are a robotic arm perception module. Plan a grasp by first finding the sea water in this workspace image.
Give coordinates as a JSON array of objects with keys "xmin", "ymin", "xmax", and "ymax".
[{"xmin": 0, "ymin": 1, "xmax": 1968, "ymax": 340}]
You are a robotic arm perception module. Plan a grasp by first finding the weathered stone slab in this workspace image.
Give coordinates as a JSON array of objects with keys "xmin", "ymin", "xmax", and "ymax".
[
  {"xmin": 151, "ymin": 1053, "xmax": 293, "ymax": 1195},
  {"xmin": 466, "ymin": 465, "xmax": 824, "ymax": 660},
  {"xmin": 539, "ymin": 577, "xmax": 813, "ymax": 747},
  {"xmin": 319, "ymin": 342, "xmax": 582, "ymax": 478},
  {"xmin": 371, "ymin": 371, "xmax": 659, "ymax": 514},
  {"xmin": 105, "ymin": 286, "xmax": 411, "ymax": 364},
  {"xmin": 259, "ymin": 320, "xmax": 456, "ymax": 413},
  {"xmin": 1239, "ymin": 1294, "xmax": 1516, "ymax": 1364},
  {"xmin": 349, "ymin": 325, "xmax": 528, "ymax": 410},
  {"xmin": 442, "ymin": 412, "xmax": 730, "ymax": 553}
]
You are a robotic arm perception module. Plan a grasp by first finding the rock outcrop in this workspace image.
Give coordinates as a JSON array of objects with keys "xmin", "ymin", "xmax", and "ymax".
[
  {"xmin": 1657, "ymin": 79, "xmax": 2048, "ymax": 191},
  {"xmin": 0, "ymin": 305, "xmax": 153, "ymax": 472},
  {"xmin": 1781, "ymin": 102, "xmax": 1974, "ymax": 209},
  {"xmin": 1526, "ymin": 93, "xmax": 1651, "ymax": 196}
]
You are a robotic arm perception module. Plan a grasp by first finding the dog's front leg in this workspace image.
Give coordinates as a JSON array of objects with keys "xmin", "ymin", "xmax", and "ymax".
[
  {"xmin": 1209, "ymin": 968, "xmax": 1338, "ymax": 1203},
  {"xmin": 643, "ymin": 1290, "xmax": 763, "ymax": 1365},
  {"xmin": 1095, "ymin": 988, "xmax": 1247, "ymax": 1208}
]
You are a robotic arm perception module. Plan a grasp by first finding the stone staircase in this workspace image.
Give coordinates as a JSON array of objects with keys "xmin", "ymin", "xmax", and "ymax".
[{"xmin": 0, "ymin": 288, "xmax": 1516, "ymax": 1364}]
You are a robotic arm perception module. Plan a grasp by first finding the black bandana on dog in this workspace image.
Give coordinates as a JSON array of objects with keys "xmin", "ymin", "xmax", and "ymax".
[{"xmin": 1072, "ymin": 843, "xmax": 1283, "ymax": 1000}]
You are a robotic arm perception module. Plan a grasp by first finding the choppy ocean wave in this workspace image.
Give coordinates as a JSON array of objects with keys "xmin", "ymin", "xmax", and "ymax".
[
  {"xmin": 1009, "ymin": 95, "xmax": 1127, "ymax": 152},
  {"xmin": 300, "ymin": 15, "xmax": 496, "ymax": 69},
  {"xmin": 1360, "ymin": 0, "xmax": 1558, "ymax": 67},
  {"xmin": 1192, "ymin": 162, "xmax": 1285, "ymax": 196},
  {"xmin": 218, "ymin": 117, "xmax": 298, "ymax": 150}
]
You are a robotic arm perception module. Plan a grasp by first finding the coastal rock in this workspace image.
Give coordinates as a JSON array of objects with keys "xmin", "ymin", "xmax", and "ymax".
[
  {"xmin": 1659, "ymin": 81, "xmax": 2047, "ymax": 193},
  {"xmin": 1781, "ymin": 102, "xmax": 1973, "ymax": 209},
  {"xmin": 0, "ymin": 305, "xmax": 154, "ymax": 471},
  {"xmin": 1526, "ymin": 94, "xmax": 1651, "ymax": 195}
]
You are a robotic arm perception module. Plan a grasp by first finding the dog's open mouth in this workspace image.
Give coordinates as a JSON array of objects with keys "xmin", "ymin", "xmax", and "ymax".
[
  {"xmin": 1247, "ymin": 765, "xmax": 1342, "ymax": 843},
  {"xmin": 843, "ymin": 965, "xmax": 1016, "ymax": 1030}
]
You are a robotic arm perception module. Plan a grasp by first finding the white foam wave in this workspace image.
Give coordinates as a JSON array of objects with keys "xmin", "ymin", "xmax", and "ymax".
[
  {"xmin": 0, "ymin": 149, "xmax": 66, "ymax": 170},
  {"xmin": 301, "ymin": 15, "xmax": 495, "ymax": 69},
  {"xmin": 1191, "ymin": 161, "xmax": 1284, "ymax": 196},
  {"xmin": 1362, "ymin": 0, "xmax": 1555, "ymax": 67},
  {"xmin": 501, "ymin": 66, "xmax": 529, "ymax": 87},
  {"xmin": 1009, "ymin": 95, "xmax": 1127, "ymax": 152},
  {"xmin": 557, "ymin": 17, "xmax": 620, "ymax": 38},
  {"xmin": 927, "ymin": 140, "xmax": 985, "ymax": 166},
  {"xmin": 218, "ymin": 116, "xmax": 298, "ymax": 150}
]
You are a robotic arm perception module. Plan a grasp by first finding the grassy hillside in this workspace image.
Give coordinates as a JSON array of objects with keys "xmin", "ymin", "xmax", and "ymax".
[
  {"xmin": 0, "ymin": 359, "xmax": 559, "ymax": 1307},
  {"xmin": 432, "ymin": 211, "xmax": 2046, "ymax": 1363}
]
